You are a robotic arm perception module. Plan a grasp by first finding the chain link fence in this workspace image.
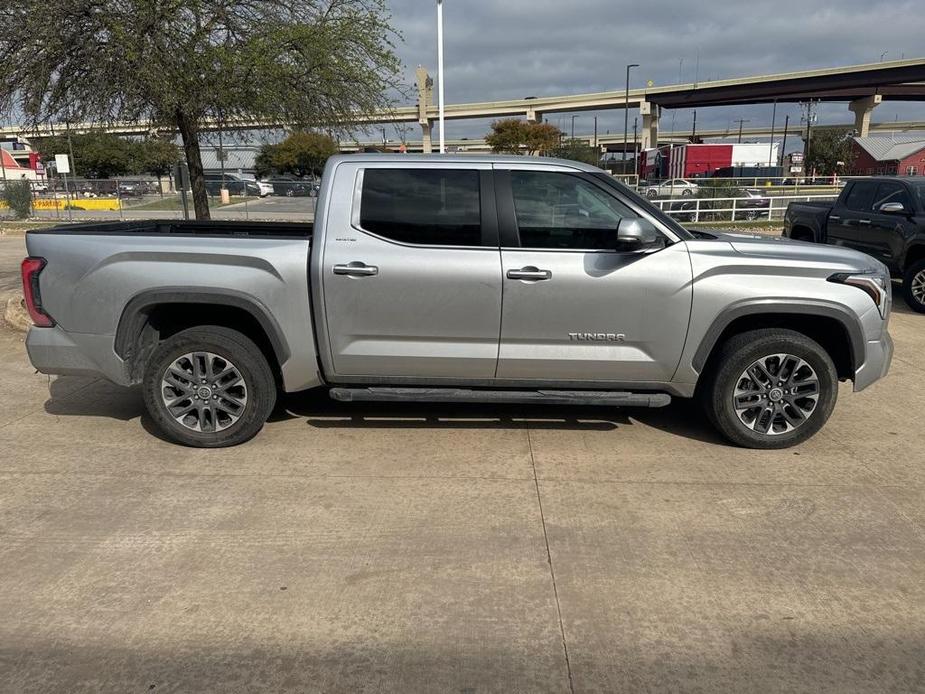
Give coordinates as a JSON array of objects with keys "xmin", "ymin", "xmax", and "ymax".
[{"xmin": 1, "ymin": 176, "xmax": 318, "ymax": 222}]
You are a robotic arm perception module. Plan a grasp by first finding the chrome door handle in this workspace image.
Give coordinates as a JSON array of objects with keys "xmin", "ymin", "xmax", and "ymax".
[
  {"xmin": 829, "ymin": 215, "xmax": 841, "ymax": 221},
  {"xmin": 858, "ymin": 219, "xmax": 871, "ymax": 225},
  {"xmin": 507, "ymin": 267, "xmax": 552, "ymax": 281},
  {"xmin": 333, "ymin": 262, "xmax": 378, "ymax": 277}
]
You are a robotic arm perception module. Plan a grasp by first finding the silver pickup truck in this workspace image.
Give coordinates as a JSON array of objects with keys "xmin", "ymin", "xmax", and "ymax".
[{"xmin": 22, "ymin": 154, "xmax": 893, "ymax": 449}]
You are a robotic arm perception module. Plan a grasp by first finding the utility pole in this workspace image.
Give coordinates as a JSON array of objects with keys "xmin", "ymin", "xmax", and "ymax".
[
  {"xmin": 768, "ymin": 100, "xmax": 777, "ymax": 168},
  {"xmin": 571, "ymin": 115, "xmax": 577, "ymax": 139},
  {"xmin": 633, "ymin": 116, "xmax": 638, "ymax": 161},
  {"xmin": 593, "ymin": 116, "xmax": 598, "ymax": 149},
  {"xmin": 623, "ymin": 63, "xmax": 639, "ymax": 163},
  {"xmin": 802, "ymin": 101, "xmax": 817, "ymax": 165},
  {"xmin": 733, "ymin": 118, "xmax": 750, "ymax": 143},
  {"xmin": 691, "ymin": 110, "xmax": 697, "ymax": 142},
  {"xmin": 780, "ymin": 114, "xmax": 790, "ymax": 167}
]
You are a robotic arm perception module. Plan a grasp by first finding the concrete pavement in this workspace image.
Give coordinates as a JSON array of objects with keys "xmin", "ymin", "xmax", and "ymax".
[{"xmin": 1, "ymin": 271, "xmax": 924, "ymax": 691}]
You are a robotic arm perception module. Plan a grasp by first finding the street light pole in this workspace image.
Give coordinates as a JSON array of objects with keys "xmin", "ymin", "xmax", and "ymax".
[
  {"xmin": 436, "ymin": 0, "xmax": 446, "ymax": 154},
  {"xmin": 623, "ymin": 63, "xmax": 639, "ymax": 164},
  {"xmin": 571, "ymin": 115, "xmax": 577, "ymax": 139}
]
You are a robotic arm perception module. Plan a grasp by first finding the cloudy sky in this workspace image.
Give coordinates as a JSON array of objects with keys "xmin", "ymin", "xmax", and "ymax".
[{"xmin": 375, "ymin": 0, "xmax": 924, "ymax": 146}]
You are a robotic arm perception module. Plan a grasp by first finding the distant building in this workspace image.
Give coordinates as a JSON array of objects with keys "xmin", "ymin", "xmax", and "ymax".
[
  {"xmin": 851, "ymin": 135, "xmax": 925, "ymax": 176},
  {"xmin": 198, "ymin": 145, "xmax": 260, "ymax": 174}
]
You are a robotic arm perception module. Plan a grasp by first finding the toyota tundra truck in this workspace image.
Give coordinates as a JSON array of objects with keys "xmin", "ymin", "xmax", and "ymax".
[{"xmin": 22, "ymin": 154, "xmax": 893, "ymax": 449}]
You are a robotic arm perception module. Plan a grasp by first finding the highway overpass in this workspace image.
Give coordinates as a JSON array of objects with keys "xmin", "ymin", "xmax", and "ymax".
[
  {"xmin": 2, "ymin": 57, "xmax": 924, "ymax": 152},
  {"xmin": 342, "ymin": 120, "xmax": 925, "ymax": 154}
]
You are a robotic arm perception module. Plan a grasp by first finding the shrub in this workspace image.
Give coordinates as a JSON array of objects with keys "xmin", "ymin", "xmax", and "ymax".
[{"xmin": 2, "ymin": 180, "xmax": 33, "ymax": 219}]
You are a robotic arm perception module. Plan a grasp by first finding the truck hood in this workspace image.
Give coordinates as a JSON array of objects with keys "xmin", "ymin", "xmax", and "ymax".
[{"xmin": 691, "ymin": 230, "xmax": 884, "ymax": 274}]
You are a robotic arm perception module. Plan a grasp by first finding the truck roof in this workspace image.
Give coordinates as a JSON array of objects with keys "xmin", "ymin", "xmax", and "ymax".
[{"xmin": 327, "ymin": 153, "xmax": 604, "ymax": 172}]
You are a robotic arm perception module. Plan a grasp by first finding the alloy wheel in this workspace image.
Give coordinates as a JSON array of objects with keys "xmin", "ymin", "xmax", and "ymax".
[
  {"xmin": 911, "ymin": 269, "xmax": 925, "ymax": 306},
  {"xmin": 161, "ymin": 352, "xmax": 248, "ymax": 433},
  {"xmin": 732, "ymin": 353, "xmax": 820, "ymax": 435}
]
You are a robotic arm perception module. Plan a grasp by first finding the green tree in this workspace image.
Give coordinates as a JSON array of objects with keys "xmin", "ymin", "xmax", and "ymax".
[
  {"xmin": 254, "ymin": 144, "xmax": 281, "ymax": 178},
  {"xmin": 805, "ymin": 127, "xmax": 856, "ymax": 176},
  {"xmin": 486, "ymin": 119, "xmax": 562, "ymax": 155},
  {"xmin": 0, "ymin": 1, "xmax": 401, "ymax": 220},
  {"xmin": 551, "ymin": 138, "xmax": 601, "ymax": 166},
  {"xmin": 259, "ymin": 131, "xmax": 338, "ymax": 178},
  {"xmin": 33, "ymin": 132, "xmax": 135, "ymax": 178},
  {"xmin": 135, "ymin": 138, "xmax": 181, "ymax": 177}
]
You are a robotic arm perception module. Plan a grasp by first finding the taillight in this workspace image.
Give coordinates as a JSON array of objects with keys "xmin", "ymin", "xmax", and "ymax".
[{"xmin": 20, "ymin": 257, "xmax": 55, "ymax": 327}]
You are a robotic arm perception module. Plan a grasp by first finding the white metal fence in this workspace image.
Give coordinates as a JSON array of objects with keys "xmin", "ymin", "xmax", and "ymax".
[{"xmin": 652, "ymin": 193, "xmax": 837, "ymax": 224}]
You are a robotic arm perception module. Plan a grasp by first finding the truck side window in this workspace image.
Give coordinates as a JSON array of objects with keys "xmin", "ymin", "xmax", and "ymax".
[
  {"xmin": 843, "ymin": 182, "xmax": 876, "ymax": 212},
  {"xmin": 510, "ymin": 171, "xmax": 632, "ymax": 249},
  {"xmin": 872, "ymin": 182, "xmax": 912, "ymax": 212},
  {"xmin": 360, "ymin": 169, "xmax": 482, "ymax": 246}
]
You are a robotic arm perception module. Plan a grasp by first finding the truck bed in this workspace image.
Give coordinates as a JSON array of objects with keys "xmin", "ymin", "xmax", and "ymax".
[{"xmin": 29, "ymin": 220, "xmax": 313, "ymax": 238}]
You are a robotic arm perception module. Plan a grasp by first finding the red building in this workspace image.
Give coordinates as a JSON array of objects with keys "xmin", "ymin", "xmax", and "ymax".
[{"xmin": 851, "ymin": 136, "xmax": 925, "ymax": 176}]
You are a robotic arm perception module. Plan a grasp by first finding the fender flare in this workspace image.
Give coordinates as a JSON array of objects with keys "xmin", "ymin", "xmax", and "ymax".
[
  {"xmin": 691, "ymin": 299, "xmax": 865, "ymax": 374},
  {"xmin": 114, "ymin": 287, "xmax": 291, "ymax": 366}
]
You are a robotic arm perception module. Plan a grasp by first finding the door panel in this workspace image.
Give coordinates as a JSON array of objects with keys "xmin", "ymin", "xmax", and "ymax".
[
  {"xmin": 497, "ymin": 245, "xmax": 693, "ymax": 382},
  {"xmin": 324, "ymin": 236, "xmax": 502, "ymax": 378},
  {"xmin": 322, "ymin": 166, "xmax": 502, "ymax": 379},
  {"xmin": 828, "ymin": 181, "xmax": 875, "ymax": 251},
  {"xmin": 867, "ymin": 182, "xmax": 914, "ymax": 268}
]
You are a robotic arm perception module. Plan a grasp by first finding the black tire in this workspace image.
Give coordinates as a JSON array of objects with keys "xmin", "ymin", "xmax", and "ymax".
[
  {"xmin": 646, "ymin": 188, "xmax": 658, "ymax": 199},
  {"xmin": 901, "ymin": 259, "xmax": 925, "ymax": 313},
  {"xmin": 700, "ymin": 329, "xmax": 838, "ymax": 449},
  {"xmin": 681, "ymin": 188, "xmax": 694, "ymax": 197},
  {"xmin": 142, "ymin": 326, "xmax": 276, "ymax": 448}
]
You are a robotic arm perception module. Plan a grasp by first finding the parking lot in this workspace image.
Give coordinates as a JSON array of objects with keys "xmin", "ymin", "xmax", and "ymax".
[{"xmin": 1, "ymin": 233, "xmax": 924, "ymax": 692}]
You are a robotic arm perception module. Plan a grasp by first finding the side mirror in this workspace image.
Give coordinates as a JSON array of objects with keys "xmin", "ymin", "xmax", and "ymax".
[
  {"xmin": 617, "ymin": 217, "xmax": 661, "ymax": 250},
  {"xmin": 878, "ymin": 201, "xmax": 907, "ymax": 215}
]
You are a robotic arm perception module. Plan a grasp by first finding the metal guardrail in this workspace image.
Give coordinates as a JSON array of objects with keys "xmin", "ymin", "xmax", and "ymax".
[{"xmin": 652, "ymin": 193, "xmax": 837, "ymax": 223}]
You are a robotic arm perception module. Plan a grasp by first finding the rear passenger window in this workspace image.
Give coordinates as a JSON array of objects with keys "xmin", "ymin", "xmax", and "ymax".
[
  {"xmin": 360, "ymin": 169, "xmax": 482, "ymax": 246},
  {"xmin": 844, "ymin": 182, "xmax": 876, "ymax": 212}
]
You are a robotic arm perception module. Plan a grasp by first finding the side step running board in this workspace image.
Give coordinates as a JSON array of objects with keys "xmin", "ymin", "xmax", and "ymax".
[{"xmin": 329, "ymin": 387, "xmax": 671, "ymax": 408}]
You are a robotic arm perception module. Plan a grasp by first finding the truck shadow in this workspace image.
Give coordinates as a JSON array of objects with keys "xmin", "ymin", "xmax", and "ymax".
[
  {"xmin": 39, "ymin": 376, "xmax": 727, "ymax": 444},
  {"xmin": 275, "ymin": 389, "xmax": 727, "ymax": 443}
]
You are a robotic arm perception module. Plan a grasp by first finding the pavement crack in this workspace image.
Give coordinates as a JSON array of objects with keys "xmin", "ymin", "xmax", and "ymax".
[{"xmin": 528, "ymin": 428, "xmax": 575, "ymax": 694}]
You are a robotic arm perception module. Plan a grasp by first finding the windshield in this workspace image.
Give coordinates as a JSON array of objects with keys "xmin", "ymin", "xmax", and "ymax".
[{"xmin": 592, "ymin": 173, "xmax": 694, "ymax": 240}]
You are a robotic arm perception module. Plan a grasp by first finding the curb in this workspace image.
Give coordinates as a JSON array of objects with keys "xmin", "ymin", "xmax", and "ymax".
[{"xmin": 3, "ymin": 293, "xmax": 31, "ymax": 333}]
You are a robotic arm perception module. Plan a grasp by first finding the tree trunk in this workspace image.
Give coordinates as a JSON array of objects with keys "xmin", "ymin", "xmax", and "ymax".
[{"xmin": 175, "ymin": 107, "xmax": 210, "ymax": 220}]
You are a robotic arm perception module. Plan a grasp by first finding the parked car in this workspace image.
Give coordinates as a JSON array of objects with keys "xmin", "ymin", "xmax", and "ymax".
[
  {"xmin": 736, "ymin": 188, "xmax": 771, "ymax": 220},
  {"xmin": 22, "ymin": 154, "xmax": 892, "ymax": 449},
  {"xmin": 203, "ymin": 173, "xmax": 265, "ymax": 197},
  {"xmin": 785, "ymin": 177, "xmax": 925, "ymax": 312},
  {"xmin": 203, "ymin": 178, "xmax": 261, "ymax": 197},
  {"xmin": 264, "ymin": 178, "xmax": 314, "ymax": 197},
  {"xmin": 665, "ymin": 188, "xmax": 769, "ymax": 223},
  {"xmin": 645, "ymin": 178, "xmax": 700, "ymax": 199}
]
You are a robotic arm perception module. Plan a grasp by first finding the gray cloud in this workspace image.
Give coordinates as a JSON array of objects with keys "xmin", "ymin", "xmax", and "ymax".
[{"xmin": 375, "ymin": 0, "xmax": 924, "ymax": 142}]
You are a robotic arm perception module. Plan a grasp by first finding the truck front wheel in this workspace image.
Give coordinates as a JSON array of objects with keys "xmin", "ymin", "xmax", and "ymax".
[
  {"xmin": 142, "ymin": 326, "xmax": 277, "ymax": 447},
  {"xmin": 902, "ymin": 259, "xmax": 925, "ymax": 313},
  {"xmin": 701, "ymin": 329, "xmax": 838, "ymax": 449}
]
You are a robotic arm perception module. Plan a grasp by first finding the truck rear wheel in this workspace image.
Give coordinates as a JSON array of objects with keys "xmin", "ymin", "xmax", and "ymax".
[
  {"xmin": 902, "ymin": 259, "xmax": 925, "ymax": 313},
  {"xmin": 701, "ymin": 329, "xmax": 838, "ymax": 449},
  {"xmin": 142, "ymin": 326, "xmax": 276, "ymax": 448}
]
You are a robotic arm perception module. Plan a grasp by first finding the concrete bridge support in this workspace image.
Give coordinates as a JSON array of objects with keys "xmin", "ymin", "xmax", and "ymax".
[
  {"xmin": 416, "ymin": 66, "xmax": 435, "ymax": 153},
  {"xmin": 849, "ymin": 95, "xmax": 882, "ymax": 137},
  {"xmin": 640, "ymin": 101, "xmax": 659, "ymax": 150}
]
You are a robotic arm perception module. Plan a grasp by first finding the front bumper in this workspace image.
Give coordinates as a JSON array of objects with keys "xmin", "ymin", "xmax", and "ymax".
[{"xmin": 854, "ymin": 331, "xmax": 894, "ymax": 392}]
